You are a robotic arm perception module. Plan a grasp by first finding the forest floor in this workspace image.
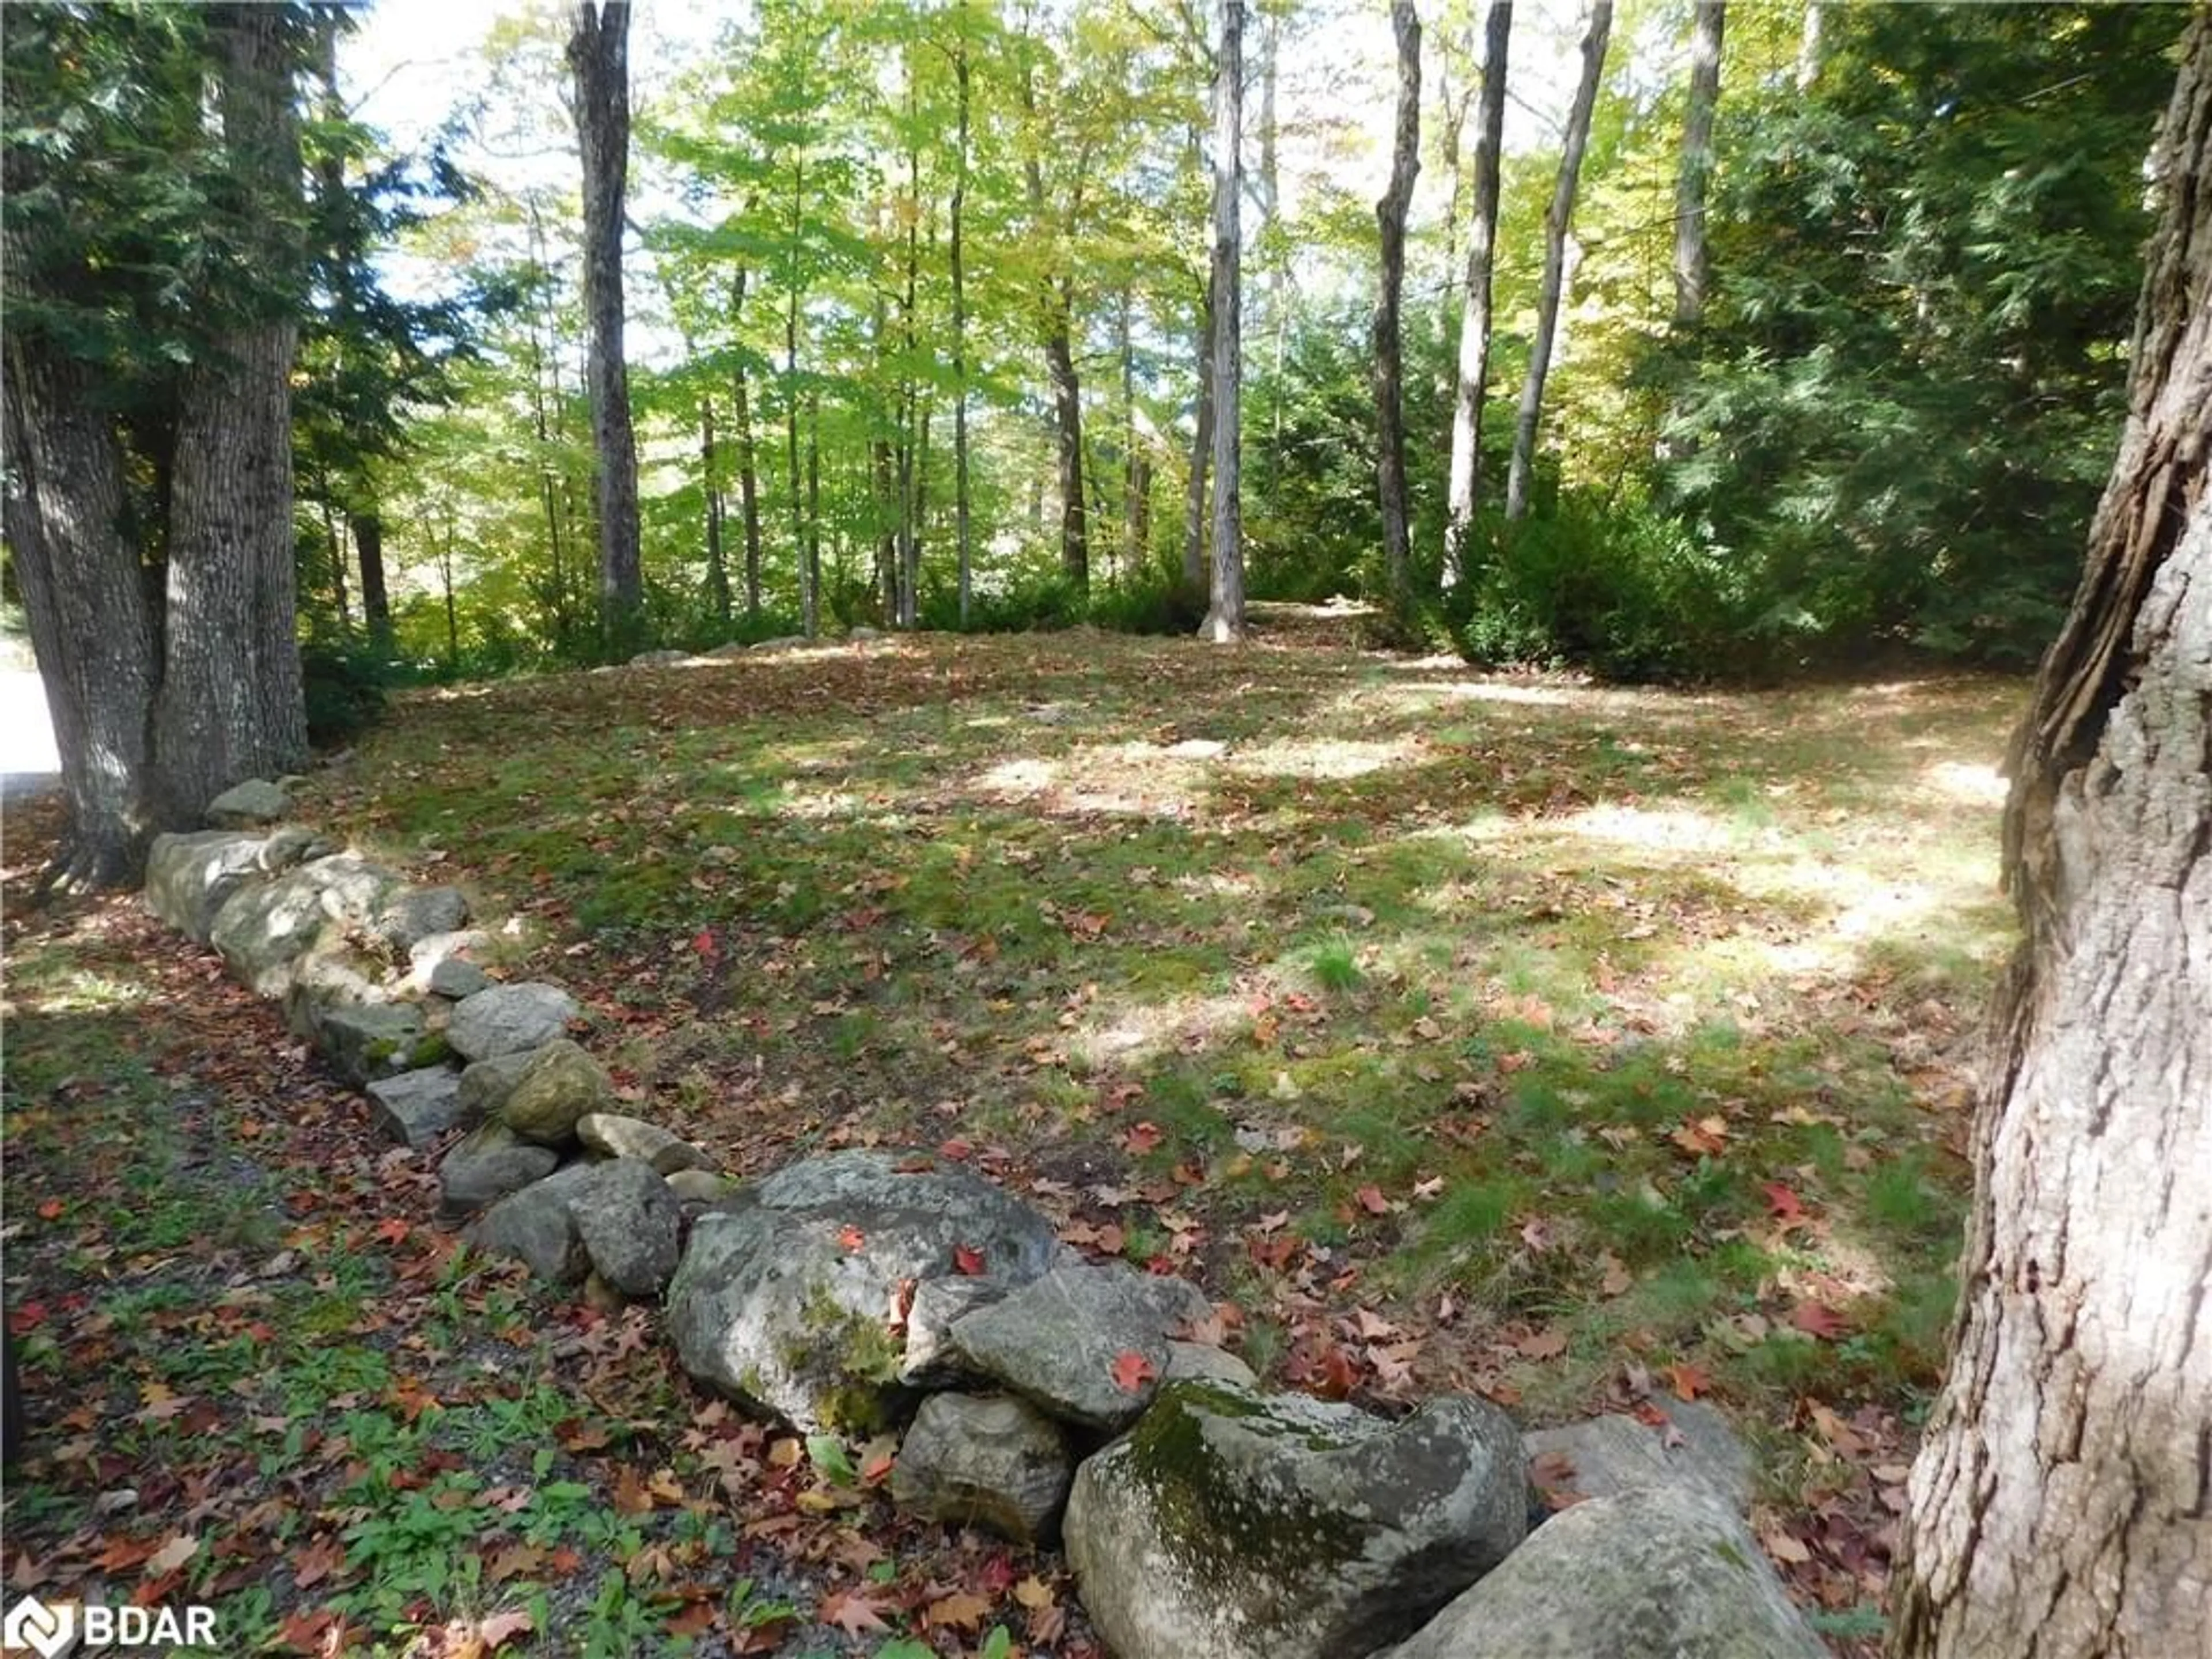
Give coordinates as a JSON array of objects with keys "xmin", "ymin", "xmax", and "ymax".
[{"xmin": 2, "ymin": 618, "xmax": 2026, "ymax": 1657}]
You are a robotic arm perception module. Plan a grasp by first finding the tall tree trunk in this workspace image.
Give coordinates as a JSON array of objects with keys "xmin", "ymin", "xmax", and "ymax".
[
  {"xmin": 1503, "ymin": 0, "xmax": 1610, "ymax": 523},
  {"xmin": 567, "ymin": 1, "xmax": 642, "ymax": 643},
  {"xmin": 805, "ymin": 388, "xmax": 823, "ymax": 632},
  {"xmin": 731, "ymin": 267, "xmax": 764, "ymax": 620},
  {"xmin": 317, "ymin": 494, "xmax": 353, "ymax": 635},
  {"xmin": 156, "ymin": 2, "xmax": 309, "ymax": 823},
  {"xmin": 1020, "ymin": 48, "xmax": 1089, "ymax": 592},
  {"xmin": 1673, "ymin": 0, "xmax": 1725, "ymax": 331},
  {"xmin": 951, "ymin": 30, "xmax": 974, "ymax": 626},
  {"xmin": 1888, "ymin": 21, "xmax": 2211, "ymax": 1658},
  {"xmin": 701, "ymin": 393, "xmax": 731, "ymax": 628},
  {"xmin": 1184, "ymin": 266, "xmax": 1216, "ymax": 589},
  {"xmin": 353, "ymin": 511, "xmax": 393, "ymax": 649},
  {"xmin": 439, "ymin": 508, "xmax": 460, "ymax": 664},
  {"xmin": 785, "ymin": 154, "xmax": 815, "ymax": 637},
  {"xmin": 1, "ymin": 340, "xmax": 160, "ymax": 888},
  {"xmin": 1797, "ymin": 2, "xmax": 1824, "ymax": 92},
  {"xmin": 1120, "ymin": 285, "xmax": 1142, "ymax": 574},
  {"xmin": 1375, "ymin": 0, "xmax": 1422, "ymax": 613},
  {"xmin": 1200, "ymin": 0, "xmax": 1246, "ymax": 642},
  {"xmin": 899, "ymin": 98, "xmax": 923, "ymax": 629},
  {"xmin": 1444, "ymin": 0, "xmax": 1510, "ymax": 588}
]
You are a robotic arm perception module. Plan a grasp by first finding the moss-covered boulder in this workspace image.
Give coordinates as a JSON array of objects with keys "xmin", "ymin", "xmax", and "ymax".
[
  {"xmin": 1376, "ymin": 1485, "xmax": 1827, "ymax": 1659},
  {"xmin": 316, "ymin": 1001, "xmax": 435, "ymax": 1089},
  {"xmin": 1063, "ymin": 1380, "xmax": 1526, "ymax": 1659},
  {"xmin": 495, "ymin": 1039, "xmax": 611, "ymax": 1147},
  {"xmin": 664, "ymin": 1150, "xmax": 1060, "ymax": 1435}
]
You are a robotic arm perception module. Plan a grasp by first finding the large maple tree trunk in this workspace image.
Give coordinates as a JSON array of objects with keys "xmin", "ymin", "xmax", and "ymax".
[
  {"xmin": 1, "ymin": 343, "xmax": 160, "ymax": 888},
  {"xmin": 1888, "ymin": 19, "xmax": 2212, "ymax": 1658},
  {"xmin": 1184, "ymin": 264, "xmax": 1216, "ymax": 591},
  {"xmin": 1200, "ymin": 0, "xmax": 1245, "ymax": 644},
  {"xmin": 1504, "ymin": 0, "xmax": 1609, "ymax": 522},
  {"xmin": 153, "ymin": 2, "xmax": 309, "ymax": 823},
  {"xmin": 1444, "ymin": 0, "xmax": 1511, "ymax": 590},
  {"xmin": 568, "ymin": 1, "xmax": 643, "ymax": 645},
  {"xmin": 1374, "ymin": 0, "xmax": 1421, "ymax": 613}
]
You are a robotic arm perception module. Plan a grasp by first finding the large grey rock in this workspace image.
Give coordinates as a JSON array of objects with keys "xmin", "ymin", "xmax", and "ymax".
[
  {"xmin": 570, "ymin": 1158, "xmax": 683, "ymax": 1296},
  {"xmin": 406, "ymin": 927, "xmax": 492, "ymax": 986},
  {"xmin": 575, "ymin": 1112, "xmax": 714, "ymax": 1175},
  {"xmin": 447, "ymin": 982, "xmax": 580, "ymax": 1061},
  {"xmin": 1064, "ymin": 1380, "xmax": 1527, "ymax": 1659},
  {"xmin": 892, "ymin": 1393, "xmax": 1073, "ymax": 1546},
  {"xmin": 1377, "ymin": 1485, "xmax": 1827, "ymax": 1659},
  {"xmin": 316, "ymin": 1001, "xmax": 434, "ymax": 1088},
  {"xmin": 630, "ymin": 647, "xmax": 691, "ymax": 666},
  {"xmin": 496, "ymin": 1039, "xmax": 612, "ymax": 1147},
  {"xmin": 665, "ymin": 1149, "xmax": 1062, "ymax": 1434},
  {"xmin": 205, "ymin": 778, "xmax": 291, "ymax": 829},
  {"xmin": 145, "ymin": 829, "xmax": 320, "ymax": 945},
  {"xmin": 427, "ymin": 956, "xmax": 493, "ymax": 999},
  {"xmin": 457, "ymin": 1051, "xmax": 536, "ymax": 1124},
  {"xmin": 948, "ymin": 1264, "xmax": 1211, "ymax": 1431},
  {"xmin": 209, "ymin": 855, "xmax": 396, "ymax": 997},
  {"xmin": 439, "ymin": 1123, "xmax": 562, "ymax": 1221},
  {"xmin": 281, "ymin": 938, "xmax": 397, "ymax": 1040},
  {"xmin": 900, "ymin": 1275, "xmax": 1012, "ymax": 1387},
  {"xmin": 366, "ymin": 1067, "xmax": 468, "ymax": 1149},
  {"xmin": 465, "ymin": 1164, "xmax": 597, "ymax": 1283},
  {"xmin": 374, "ymin": 886, "xmax": 470, "ymax": 953},
  {"xmin": 1523, "ymin": 1400, "xmax": 1756, "ymax": 1515}
]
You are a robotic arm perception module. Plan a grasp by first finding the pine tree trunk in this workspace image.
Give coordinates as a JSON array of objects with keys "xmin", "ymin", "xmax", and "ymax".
[
  {"xmin": 1444, "ymin": 0, "xmax": 1511, "ymax": 588},
  {"xmin": 1, "ymin": 339, "xmax": 160, "ymax": 888},
  {"xmin": 1200, "ymin": 0, "xmax": 1246, "ymax": 643},
  {"xmin": 1673, "ymin": 0, "xmax": 1725, "ymax": 331},
  {"xmin": 1504, "ymin": 0, "xmax": 1609, "ymax": 522},
  {"xmin": 1020, "ymin": 48, "xmax": 1089, "ymax": 593},
  {"xmin": 1374, "ymin": 0, "xmax": 1422, "ymax": 613},
  {"xmin": 155, "ymin": 1, "xmax": 309, "ymax": 824},
  {"xmin": 1888, "ymin": 21, "xmax": 2212, "ymax": 1657},
  {"xmin": 567, "ymin": 1, "xmax": 643, "ymax": 643}
]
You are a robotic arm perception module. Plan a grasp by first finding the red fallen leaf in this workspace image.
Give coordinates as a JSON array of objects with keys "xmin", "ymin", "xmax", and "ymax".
[
  {"xmin": 1790, "ymin": 1300, "xmax": 1850, "ymax": 1340},
  {"xmin": 275, "ymin": 1608, "xmax": 347, "ymax": 1656},
  {"xmin": 1316, "ymin": 1344, "xmax": 1359, "ymax": 1400},
  {"xmin": 290, "ymin": 1534, "xmax": 347, "ymax": 1590},
  {"xmin": 953, "ymin": 1244, "xmax": 987, "ymax": 1277},
  {"xmin": 374, "ymin": 1217, "xmax": 411, "ymax": 1247},
  {"xmin": 478, "ymin": 1608, "xmax": 535, "ymax": 1650},
  {"xmin": 938, "ymin": 1138, "xmax": 974, "ymax": 1161},
  {"xmin": 692, "ymin": 929, "xmax": 718, "ymax": 959},
  {"xmin": 1763, "ymin": 1182, "xmax": 1806, "ymax": 1222},
  {"xmin": 1355, "ymin": 1184, "xmax": 1391, "ymax": 1215},
  {"xmin": 838, "ymin": 1224, "xmax": 867, "ymax": 1253},
  {"xmin": 36, "ymin": 1199, "xmax": 63, "ymax": 1221},
  {"xmin": 1110, "ymin": 1350, "xmax": 1158, "ymax": 1392},
  {"xmin": 1123, "ymin": 1120, "xmax": 1164, "ymax": 1154},
  {"xmin": 8, "ymin": 1302, "xmax": 48, "ymax": 1334},
  {"xmin": 666, "ymin": 1601, "xmax": 719, "ymax": 1638}
]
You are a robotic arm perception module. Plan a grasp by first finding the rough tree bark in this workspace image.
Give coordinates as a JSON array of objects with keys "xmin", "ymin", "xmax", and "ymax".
[
  {"xmin": 154, "ymin": 2, "xmax": 309, "ymax": 822},
  {"xmin": 1888, "ymin": 18, "xmax": 2211, "ymax": 1658},
  {"xmin": 1673, "ymin": 0, "xmax": 1724, "ymax": 331},
  {"xmin": 1503, "ymin": 0, "xmax": 1609, "ymax": 522},
  {"xmin": 352, "ymin": 511, "xmax": 393, "ymax": 648},
  {"xmin": 567, "ymin": 1, "xmax": 643, "ymax": 641},
  {"xmin": 700, "ymin": 393, "xmax": 731, "ymax": 628},
  {"xmin": 1374, "ymin": 0, "xmax": 1422, "ymax": 613},
  {"xmin": 1443, "ymin": 0, "xmax": 1510, "ymax": 589},
  {"xmin": 1199, "ymin": 0, "xmax": 1246, "ymax": 642},
  {"xmin": 1, "ymin": 343, "xmax": 160, "ymax": 888}
]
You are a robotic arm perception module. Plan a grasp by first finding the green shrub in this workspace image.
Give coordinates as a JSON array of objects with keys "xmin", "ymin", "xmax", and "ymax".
[
  {"xmin": 1086, "ymin": 569, "xmax": 1209, "ymax": 637},
  {"xmin": 300, "ymin": 640, "xmax": 392, "ymax": 748}
]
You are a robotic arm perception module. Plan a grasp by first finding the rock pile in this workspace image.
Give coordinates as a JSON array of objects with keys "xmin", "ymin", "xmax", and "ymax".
[{"xmin": 142, "ymin": 782, "xmax": 1830, "ymax": 1659}]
